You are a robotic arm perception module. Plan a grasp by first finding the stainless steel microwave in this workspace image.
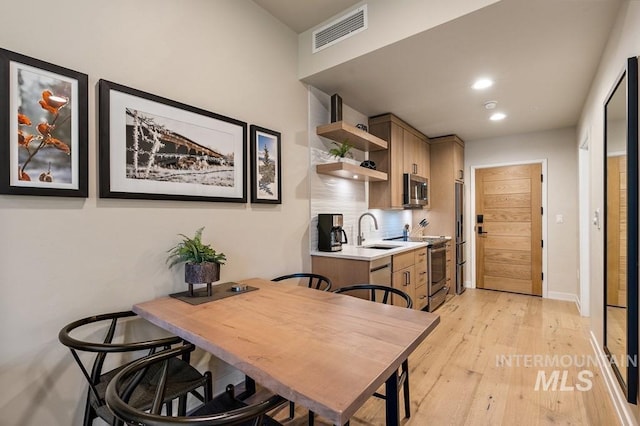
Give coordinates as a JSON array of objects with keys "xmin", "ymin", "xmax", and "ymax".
[{"xmin": 403, "ymin": 173, "xmax": 428, "ymax": 208}]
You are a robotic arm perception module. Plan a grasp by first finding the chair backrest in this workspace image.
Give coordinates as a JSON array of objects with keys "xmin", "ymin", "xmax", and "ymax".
[
  {"xmin": 58, "ymin": 311, "xmax": 183, "ymax": 405},
  {"xmin": 272, "ymin": 273, "xmax": 332, "ymax": 291},
  {"xmin": 334, "ymin": 284, "xmax": 413, "ymax": 309},
  {"xmin": 106, "ymin": 345, "xmax": 285, "ymax": 425}
]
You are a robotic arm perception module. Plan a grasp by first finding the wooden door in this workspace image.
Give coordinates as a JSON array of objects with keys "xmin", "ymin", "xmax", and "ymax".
[
  {"xmin": 606, "ymin": 155, "xmax": 627, "ymax": 307},
  {"xmin": 475, "ymin": 163, "xmax": 542, "ymax": 296}
]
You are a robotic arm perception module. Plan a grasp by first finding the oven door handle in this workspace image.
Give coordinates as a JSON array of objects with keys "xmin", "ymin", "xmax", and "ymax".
[{"xmin": 430, "ymin": 246, "xmax": 447, "ymax": 254}]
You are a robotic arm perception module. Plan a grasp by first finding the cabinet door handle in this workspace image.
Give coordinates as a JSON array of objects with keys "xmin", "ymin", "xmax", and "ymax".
[{"xmin": 405, "ymin": 271, "xmax": 410, "ymax": 286}]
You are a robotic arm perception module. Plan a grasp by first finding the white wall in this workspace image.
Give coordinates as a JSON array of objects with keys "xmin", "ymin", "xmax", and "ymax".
[
  {"xmin": 0, "ymin": 1, "xmax": 309, "ymax": 425},
  {"xmin": 579, "ymin": 0, "xmax": 640, "ymax": 356},
  {"xmin": 298, "ymin": 0, "xmax": 500, "ymax": 79},
  {"xmin": 577, "ymin": 0, "xmax": 640, "ymax": 420},
  {"xmin": 465, "ymin": 127, "xmax": 579, "ymax": 298}
]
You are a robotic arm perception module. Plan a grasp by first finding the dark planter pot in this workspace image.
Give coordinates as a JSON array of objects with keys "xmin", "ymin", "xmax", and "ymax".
[{"xmin": 185, "ymin": 262, "xmax": 220, "ymax": 284}]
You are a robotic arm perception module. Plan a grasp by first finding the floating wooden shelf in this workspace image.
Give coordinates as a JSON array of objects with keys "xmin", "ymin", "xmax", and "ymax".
[
  {"xmin": 316, "ymin": 162, "xmax": 388, "ymax": 182},
  {"xmin": 316, "ymin": 121, "xmax": 388, "ymax": 152}
]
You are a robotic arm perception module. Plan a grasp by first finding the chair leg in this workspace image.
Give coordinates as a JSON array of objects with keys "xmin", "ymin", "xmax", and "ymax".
[
  {"xmin": 204, "ymin": 371, "xmax": 213, "ymax": 402},
  {"xmin": 178, "ymin": 395, "xmax": 187, "ymax": 416},
  {"xmin": 289, "ymin": 401, "xmax": 295, "ymax": 419},
  {"xmin": 309, "ymin": 410, "xmax": 315, "ymax": 425},
  {"xmin": 82, "ymin": 392, "xmax": 94, "ymax": 426},
  {"xmin": 402, "ymin": 360, "xmax": 410, "ymax": 418}
]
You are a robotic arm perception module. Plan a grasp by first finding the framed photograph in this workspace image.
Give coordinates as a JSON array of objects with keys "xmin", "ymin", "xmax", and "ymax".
[
  {"xmin": 98, "ymin": 79, "xmax": 247, "ymax": 202},
  {"xmin": 0, "ymin": 48, "xmax": 88, "ymax": 197},
  {"xmin": 250, "ymin": 125, "xmax": 281, "ymax": 204}
]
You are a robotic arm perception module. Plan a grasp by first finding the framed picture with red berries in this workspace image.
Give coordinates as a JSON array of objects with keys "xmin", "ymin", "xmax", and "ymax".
[{"xmin": 0, "ymin": 48, "xmax": 88, "ymax": 197}]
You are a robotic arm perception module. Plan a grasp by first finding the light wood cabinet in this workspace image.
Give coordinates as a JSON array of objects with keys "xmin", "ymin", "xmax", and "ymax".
[
  {"xmin": 445, "ymin": 241, "xmax": 453, "ymax": 294},
  {"xmin": 453, "ymin": 140, "xmax": 464, "ymax": 181},
  {"xmin": 429, "ymin": 135, "xmax": 464, "ymax": 293},
  {"xmin": 368, "ymin": 114, "xmax": 430, "ymax": 209},
  {"xmin": 414, "ymin": 248, "xmax": 428, "ymax": 310},
  {"xmin": 392, "ymin": 248, "xmax": 427, "ymax": 310},
  {"xmin": 403, "ymin": 130, "xmax": 430, "ymax": 177},
  {"xmin": 312, "ymin": 247, "xmax": 428, "ymax": 311},
  {"xmin": 392, "ymin": 262, "xmax": 416, "ymax": 307},
  {"xmin": 311, "ymin": 256, "xmax": 389, "ymax": 290}
]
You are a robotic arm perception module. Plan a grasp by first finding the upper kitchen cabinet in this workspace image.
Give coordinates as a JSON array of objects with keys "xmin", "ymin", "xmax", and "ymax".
[
  {"xmin": 428, "ymin": 134, "xmax": 465, "ymax": 231},
  {"xmin": 403, "ymin": 128, "xmax": 430, "ymax": 178},
  {"xmin": 431, "ymin": 134, "xmax": 465, "ymax": 183},
  {"xmin": 368, "ymin": 114, "xmax": 430, "ymax": 209}
]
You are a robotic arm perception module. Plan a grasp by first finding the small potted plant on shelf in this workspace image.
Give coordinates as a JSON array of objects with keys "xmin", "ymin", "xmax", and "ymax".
[
  {"xmin": 167, "ymin": 227, "xmax": 226, "ymax": 296},
  {"xmin": 329, "ymin": 139, "xmax": 353, "ymax": 161}
]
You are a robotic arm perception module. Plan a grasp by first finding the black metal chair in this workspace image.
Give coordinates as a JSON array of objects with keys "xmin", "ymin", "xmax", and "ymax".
[
  {"xmin": 271, "ymin": 273, "xmax": 332, "ymax": 291},
  {"xmin": 334, "ymin": 284, "xmax": 413, "ymax": 308},
  {"xmin": 271, "ymin": 273, "xmax": 332, "ymax": 424},
  {"xmin": 106, "ymin": 344, "xmax": 285, "ymax": 425},
  {"xmin": 334, "ymin": 284, "xmax": 413, "ymax": 421},
  {"xmin": 59, "ymin": 311, "xmax": 212, "ymax": 426}
]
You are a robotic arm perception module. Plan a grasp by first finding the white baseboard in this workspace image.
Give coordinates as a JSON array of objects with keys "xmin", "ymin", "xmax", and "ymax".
[
  {"xmin": 589, "ymin": 331, "xmax": 636, "ymax": 425},
  {"xmin": 574, "ymin": 294, "xmax": 582, "ymax": 316},
  {"xmin": 546, "ymin": 290, "xmax": 576, "ymax": 302}
]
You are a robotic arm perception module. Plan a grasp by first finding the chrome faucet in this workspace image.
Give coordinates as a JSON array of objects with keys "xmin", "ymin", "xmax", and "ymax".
[{"xmin": 357, "ymin": 212, "xmax": 378, "ymax": 246}]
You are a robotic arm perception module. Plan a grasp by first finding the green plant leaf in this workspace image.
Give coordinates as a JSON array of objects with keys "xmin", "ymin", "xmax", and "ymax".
[
  {"xmin": 166, "ymin": 227, "xmax": 226, "ymax": 268},
  {"xmin": 329, "ymin": 140, "xmax": 353, "ymax": 158}
]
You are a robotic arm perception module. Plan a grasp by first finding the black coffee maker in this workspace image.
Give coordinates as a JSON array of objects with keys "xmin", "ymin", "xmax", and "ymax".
[{"xmin": 318, "ymin": 214, "xmax": 348, "ymax": 252}]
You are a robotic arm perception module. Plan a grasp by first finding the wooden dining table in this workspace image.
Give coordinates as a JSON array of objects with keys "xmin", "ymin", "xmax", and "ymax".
[{"xmin": 133, "ymin": 278, "xmax": 440, "ymax": 425}]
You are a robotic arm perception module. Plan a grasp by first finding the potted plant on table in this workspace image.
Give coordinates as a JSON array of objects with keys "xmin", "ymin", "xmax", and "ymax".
[{"xmin": 167, "ymin": 227, "xmax": 227, "ymax": 296}]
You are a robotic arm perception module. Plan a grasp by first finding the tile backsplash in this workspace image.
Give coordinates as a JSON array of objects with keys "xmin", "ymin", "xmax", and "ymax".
[{"xmin": 308, "ymin": 87, "xmax": 412, "ymax": 251}]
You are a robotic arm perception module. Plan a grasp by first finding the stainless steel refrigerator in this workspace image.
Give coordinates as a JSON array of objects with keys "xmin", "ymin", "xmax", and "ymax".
[{"xmin": 455, "ymin": 181, "xmax": 466, "ymax": 294}]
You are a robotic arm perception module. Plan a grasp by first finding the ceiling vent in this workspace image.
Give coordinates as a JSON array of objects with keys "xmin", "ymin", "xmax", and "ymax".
[{"xmin": 312, "ymin": 5, "xmax": 368, "ymax": 53}]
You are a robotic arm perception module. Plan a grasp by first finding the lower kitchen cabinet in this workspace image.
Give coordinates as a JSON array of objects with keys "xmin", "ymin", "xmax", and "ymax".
[
  {"xmin": 311, "ymin": 247, "xmax": 428, "ymax": 311},
  {"xmin": 445, "ymin": 241, "xmax": 453, "ymax": 294},
  {"xmin": 391, "ymin": 248, "xmax": 428, "ymax": 310},
  {"xmin": 392, "ymin": 251, "xmax": 416, "ymax": 308},
  {"xmin": 311, "ymin": 256, "xmax": 392, "ymax": 290},
  {"xmin": 414, "ymin": 248, "xmax": 428, "ymax": 309}
]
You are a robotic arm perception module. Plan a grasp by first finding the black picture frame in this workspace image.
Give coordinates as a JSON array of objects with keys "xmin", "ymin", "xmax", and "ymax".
[
  {"xmin": 250, "ymin": 125, "xmax": 281, "ymax": 204},
  {"xmin": 0, "ymin": 48, "xmax": 88, "ymax": 197},
  {"xmin": 98, "ymin": 79, "xmax": 247, "ymax": 203}
]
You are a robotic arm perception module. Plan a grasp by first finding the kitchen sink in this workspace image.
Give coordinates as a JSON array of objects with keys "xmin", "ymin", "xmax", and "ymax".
[{"xmin": 363, "ymin": 244, "xmax": 401, "ymax": 250}]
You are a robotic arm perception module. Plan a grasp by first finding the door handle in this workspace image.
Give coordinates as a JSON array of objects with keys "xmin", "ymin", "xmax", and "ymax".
[{"xmin": 477, "ymin": 226, "xmax": 488, "ymax": 235}]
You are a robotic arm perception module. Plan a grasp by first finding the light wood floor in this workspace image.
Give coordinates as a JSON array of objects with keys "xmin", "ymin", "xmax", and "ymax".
[{"xmin": 271, "ymin": 288, "xmax": 620, "ymax": 425}]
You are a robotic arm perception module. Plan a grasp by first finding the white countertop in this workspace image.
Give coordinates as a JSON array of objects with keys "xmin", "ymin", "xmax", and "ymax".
[{"xmin": 310, "ymin": 240, "xmax": 428, "ymax": 261}]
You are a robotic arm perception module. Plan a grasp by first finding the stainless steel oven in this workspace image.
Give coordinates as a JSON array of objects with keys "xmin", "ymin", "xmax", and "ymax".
[{"xmin": 427, "ymin": 241, "xmax": 447, "ymax": 312}]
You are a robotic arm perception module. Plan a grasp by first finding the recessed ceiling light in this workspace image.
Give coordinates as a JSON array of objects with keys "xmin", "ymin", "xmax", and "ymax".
[
  {"xmin": 472, "ymin": 78, "xmax": 494, "ymax": 90},
  {"xmin": 490, "ymin": 112, "xmax": 507, "ymax": 121}
]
